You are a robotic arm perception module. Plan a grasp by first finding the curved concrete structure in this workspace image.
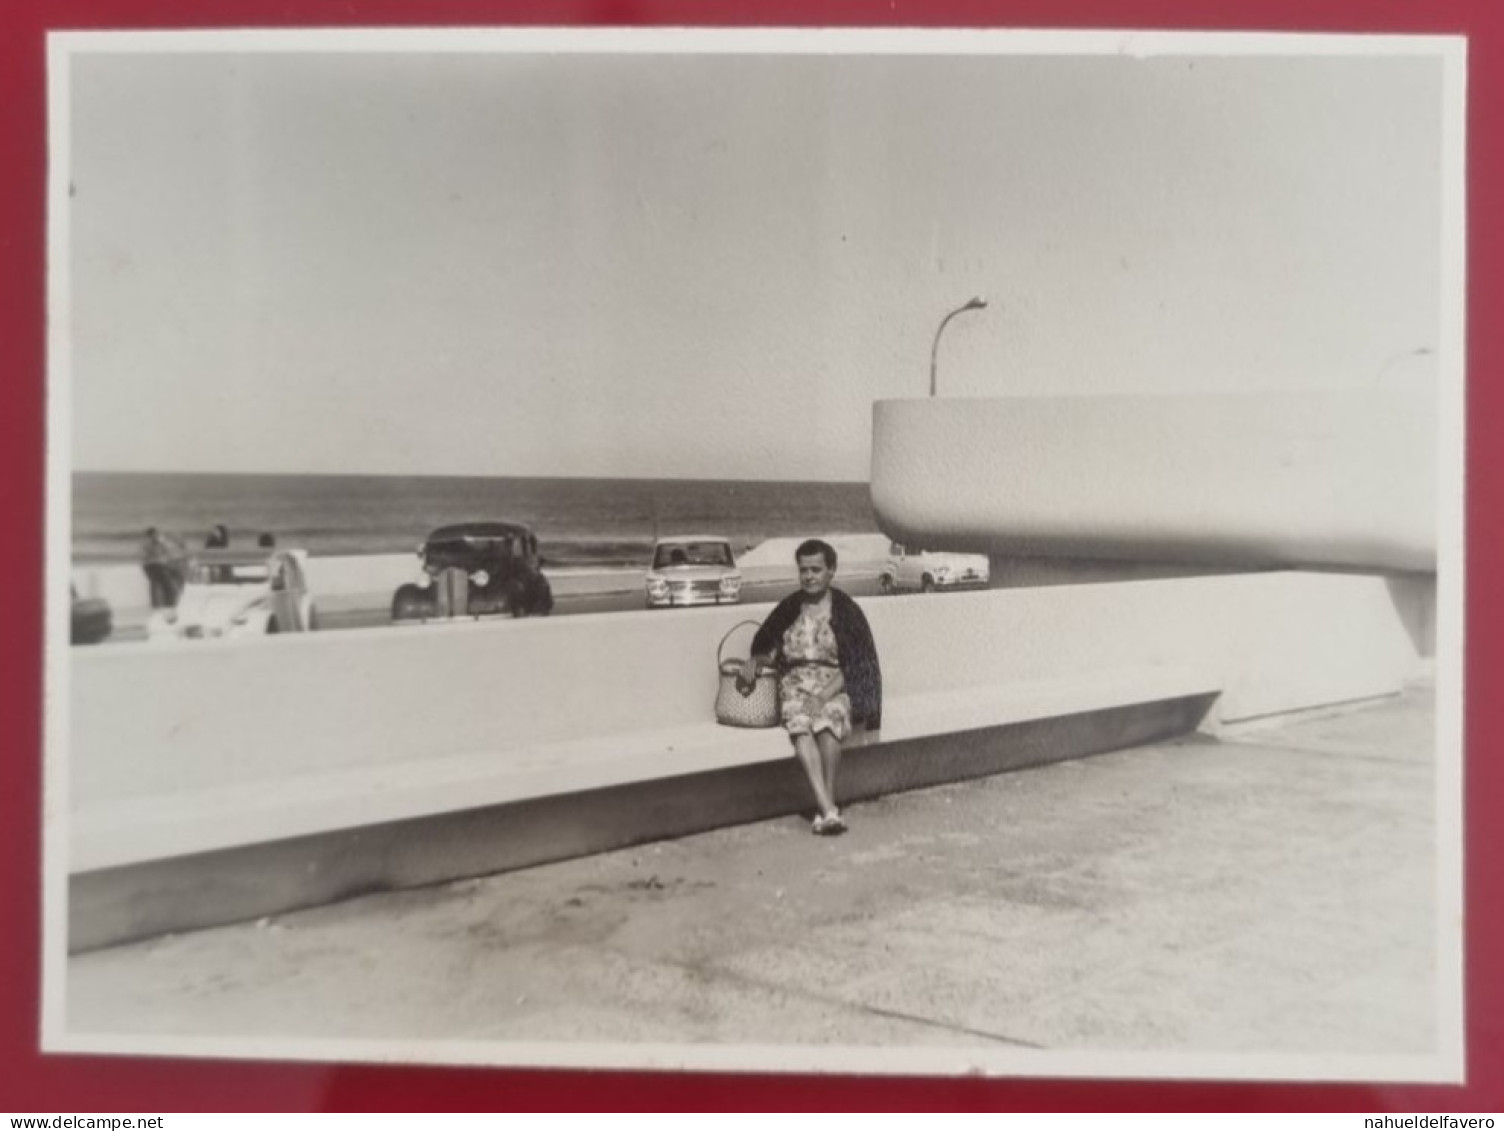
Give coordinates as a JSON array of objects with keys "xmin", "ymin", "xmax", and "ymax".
[{"xmin": 871, "ymin": 390, "xmax": 1438, "ymax": 572}]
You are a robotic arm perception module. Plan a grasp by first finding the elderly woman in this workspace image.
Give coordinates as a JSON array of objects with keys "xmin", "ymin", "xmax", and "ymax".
[{"xmin": 739, "ymin": 539, "xmax": 881, "ymax": 835}]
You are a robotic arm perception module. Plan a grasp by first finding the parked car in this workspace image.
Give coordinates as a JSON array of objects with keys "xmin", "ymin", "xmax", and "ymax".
[
  {"xmin": 644, "ymin": 535, "xmax": 743, "ymax": 608},
  {"xmin": 879, "ymin": 542, "xmax": 990, "ymax": 594},
  {"xmin": 147, "ymin": 548, "xmax": 317, "ymax": 641},
  {"xmin": 70, "ymin": 586, "xmax": 113, "ymax": 645},
  {"xmin": 391, "ymin": 521, "xmax": 553, "ymax": 623}
]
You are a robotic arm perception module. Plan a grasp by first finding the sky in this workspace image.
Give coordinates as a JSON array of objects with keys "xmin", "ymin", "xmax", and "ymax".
[{"xmin": 64, "ymin": 35, "xmax": 1447, "ymax": 481}]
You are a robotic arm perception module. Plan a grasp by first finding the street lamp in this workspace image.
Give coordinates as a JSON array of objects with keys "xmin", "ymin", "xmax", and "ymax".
[{"xmin": 929, "ymin": 296, "xmax": 988, "ymax": 397}]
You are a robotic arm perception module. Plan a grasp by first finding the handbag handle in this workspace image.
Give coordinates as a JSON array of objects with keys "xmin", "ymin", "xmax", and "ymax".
[{"xmin": 717, "ymin": 619, "xmax": 768, "ymax": 669}]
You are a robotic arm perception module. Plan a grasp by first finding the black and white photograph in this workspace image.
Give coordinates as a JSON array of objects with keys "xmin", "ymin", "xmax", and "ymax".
[{"xmin": 46, "ymin": 27, "xmax": 1464, "ymax": 1080}]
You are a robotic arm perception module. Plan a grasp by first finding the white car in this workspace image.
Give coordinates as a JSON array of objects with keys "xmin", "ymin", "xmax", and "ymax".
[
  {"xmin": 148, "ymin": 549, "xmax": 318, "ymax": 641},
  {"xmin": 880, "ymin": 542, "xmax": 990, "ymax": 594},
  {"xmin": 644, "ymin": 536, "xmax": 743, "ymax": 608}
]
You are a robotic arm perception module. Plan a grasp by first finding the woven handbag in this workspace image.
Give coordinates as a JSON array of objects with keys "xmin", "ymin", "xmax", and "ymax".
[{"xmin": 715, "ymin": 619, "xmax": 781, "ymax": 728}]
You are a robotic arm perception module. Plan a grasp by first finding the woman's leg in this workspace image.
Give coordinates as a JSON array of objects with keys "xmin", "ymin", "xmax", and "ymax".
[
  {"xmin": 815, "ymin": 730, "xmax": 843, "ymax": 812},
  {"xmin": 792, "ymin": 733, "xmax": 837, "ymax": 817}
]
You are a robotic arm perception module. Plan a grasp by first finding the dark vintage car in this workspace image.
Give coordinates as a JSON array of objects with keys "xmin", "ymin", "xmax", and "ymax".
[
  {"xmin": 71, "ymin": 586, "xmax": 113, "ymax": 645},
  {"xmin": 391, "ymin": 522, "xmax": 554, "ymax": 623}
]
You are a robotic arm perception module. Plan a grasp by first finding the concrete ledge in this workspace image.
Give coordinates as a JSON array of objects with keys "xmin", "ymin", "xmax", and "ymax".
[
  {"xmin": 72, "ymin": 666, "xmax": 1215, "ymax": 872},
  {"xmin": 68, "ymin": 691, "xmax": 1218, "ymax": 952}
]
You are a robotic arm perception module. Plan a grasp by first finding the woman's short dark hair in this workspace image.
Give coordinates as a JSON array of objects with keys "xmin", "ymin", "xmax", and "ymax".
[{"xmin": 795, "ymin": 538, "xmax": 837, "ymax": 569}]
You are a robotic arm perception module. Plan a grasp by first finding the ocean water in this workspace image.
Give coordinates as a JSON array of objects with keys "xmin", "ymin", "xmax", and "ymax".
[{"xmin": 71, "ymin": 472, "xmax": 882, "ymax": 566}]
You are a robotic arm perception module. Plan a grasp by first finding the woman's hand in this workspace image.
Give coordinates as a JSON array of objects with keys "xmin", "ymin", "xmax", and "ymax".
[{"xmin": 736, "ymin": 658, "xmax": 759, "ymax": 695}]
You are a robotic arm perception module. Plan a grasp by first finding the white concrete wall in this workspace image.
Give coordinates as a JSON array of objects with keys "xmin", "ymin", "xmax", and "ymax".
[
  {"xmin": 71, "ymin": 562, "xmax": 155, "ymax": 609},
  {"xmin": 69, "ymin": 572, "xmax": 1424, "ymax": 809},
  {"xmin": 871, "ymin": 390, "xmax": 1437, "ymax": 572},
  {"xmin": 736, "ymin": 534, "xmax": 892, "ymax": 569}
]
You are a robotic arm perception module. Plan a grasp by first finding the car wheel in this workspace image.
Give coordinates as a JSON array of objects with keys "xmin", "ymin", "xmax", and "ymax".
[
  {"xmin": 921, "ymin": 575, "xmax": 935, "ymax": 594},
  {"xmin": 266, "ymin": 618, "xmax": 280, "ymax": 635},
  {"xmin": 880, "ymin": 574, "xmax": 895, "ymax": 595},
  {"xmin": 531, "ymin": 575, "xmax": 554, "ymax": 616},
  {"xmin": 391, "ymin": 583, "xmax": 432, "ymax": 622},
  {"xmin": 307, "ymin": 606, "xmax": 320, "ymax": 633}
]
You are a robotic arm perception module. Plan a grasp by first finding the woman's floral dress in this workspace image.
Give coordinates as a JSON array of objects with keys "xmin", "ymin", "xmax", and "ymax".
[{"xmin": 779, "ymin": 598, "xmax": 852, "ymax": 740}]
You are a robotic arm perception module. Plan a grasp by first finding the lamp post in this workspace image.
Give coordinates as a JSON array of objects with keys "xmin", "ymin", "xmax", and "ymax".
[{"xmin": 929, "ymin": 296, "xmax": 988, "ymax": 397}]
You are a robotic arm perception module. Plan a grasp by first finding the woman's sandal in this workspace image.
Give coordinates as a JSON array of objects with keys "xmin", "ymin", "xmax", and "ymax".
[{"xmin": 812, "ymin": 812, "xmax": 847, "ymax": 836}]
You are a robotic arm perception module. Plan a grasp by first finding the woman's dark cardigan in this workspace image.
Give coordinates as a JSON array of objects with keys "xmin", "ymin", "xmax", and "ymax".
[{"xmin": 750, "ymin": 587, "xmax": 882, "ymax": 730}]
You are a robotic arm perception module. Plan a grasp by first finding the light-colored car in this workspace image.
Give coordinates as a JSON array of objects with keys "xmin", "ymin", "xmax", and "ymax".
[
  {"xmin": 880, "ymin": 542, "xmax": 990, "ymax": 594},
  {"xmin": 644, "ymin": 536, "xmax": 743, "ymax": 608},
  {"xmin": 148, "ymin": 549, "xmax": 317, "ymax": 641}
]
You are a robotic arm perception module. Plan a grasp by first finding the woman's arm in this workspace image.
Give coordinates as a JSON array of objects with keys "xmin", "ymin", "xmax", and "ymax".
[
  {"xmin": 737, "ymin": 649, "xmax": 776, "ymax": 690},
  {"xmin": 739, "ymin": 593, "xmax": 800, "ymax": 688},
  {"xmin": 750, "ymin": 593, "xmax": 801, "ymax": 655},
  {"xmin": 833, "ymin": 591, "xmax": 881, "ymax": 727}
]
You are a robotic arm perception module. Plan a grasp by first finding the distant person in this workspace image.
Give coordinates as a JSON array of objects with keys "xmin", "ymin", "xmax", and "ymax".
[
  {"xmin": 738, "ymin": 539, "xmax": 881, "ymax": 836},
  {"xmin": 204, "ymin": 523, "xmax": 231, "ymax": 581},
  {"xmin": 257, "ymin": 532, "xmax": 276, "ymax": 549},
  {"xmin": 139, "ymin": 527, "xmax": 182, "ymax": 608}
]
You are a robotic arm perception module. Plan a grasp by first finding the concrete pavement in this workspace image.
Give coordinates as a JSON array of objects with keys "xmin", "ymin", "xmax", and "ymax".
[{"xmin": 63, "ymin": 683, "xmax": 1443, "ymax": 1071}]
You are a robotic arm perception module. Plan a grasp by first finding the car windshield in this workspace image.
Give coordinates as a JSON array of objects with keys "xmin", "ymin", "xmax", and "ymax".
[
  {"xmin": 426, "ymin": 535, "xmax": 515, "ymax": 559},
  {"xmin": 653, "ymin": 542, "xmax": 733, "ymax": 569},
  {"xmin": 187, "ymin": 562, "xmax": 270, "ymax": 585}
]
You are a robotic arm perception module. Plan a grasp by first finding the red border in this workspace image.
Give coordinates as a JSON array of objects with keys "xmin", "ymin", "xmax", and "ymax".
[{"xmin": 4, "ymin": 2, "xmax": 1499, "ymax": 1112}]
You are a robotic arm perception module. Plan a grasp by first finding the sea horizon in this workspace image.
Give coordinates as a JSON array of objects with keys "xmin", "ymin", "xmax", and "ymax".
[{"xmin": 71, "ymin": 470, "xmax": 883, "ymax": 567}]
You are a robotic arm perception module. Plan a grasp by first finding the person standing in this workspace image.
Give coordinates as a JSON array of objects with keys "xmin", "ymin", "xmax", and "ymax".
[
  {"xmin": 740, "ymin": 539, "xmax": 882, "ymax": 835},
  {"xmin": 204, "ymin": 523, "xmax": 231, "ymax": 581},
  {"xmin": 139, "ymin": 527, "xmax": 181, "ymax": 608}
]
